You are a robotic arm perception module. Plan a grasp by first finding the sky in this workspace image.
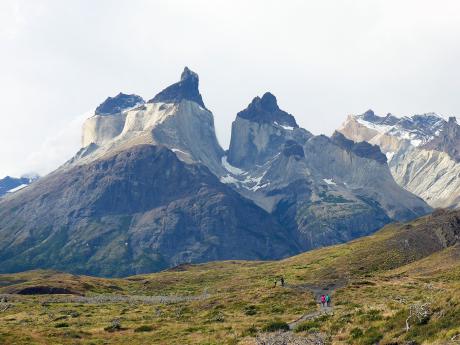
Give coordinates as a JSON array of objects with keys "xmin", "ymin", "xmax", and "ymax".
[{"xmin": 1, "ymin": 0, "xmax": 460, "ymax": 178}]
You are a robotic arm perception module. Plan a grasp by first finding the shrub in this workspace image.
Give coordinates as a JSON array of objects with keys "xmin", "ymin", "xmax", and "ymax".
[
  {"xmin": 360, "ymin": 328, "xmax": 383, "ymax": 345},
  {"xmin": 367, "ymin": 309, "xmax": 383, "ymax": 321},
  {"xmin": 349, "ymin": 327, "xmax": 363, "ymax": 339},
  {"xmin": 207, "ymin": 310, "xmax": 225, "ymax": 323},
  {"xmin": 134, "ymin": 325, "xmax": 154, "ymax": 332},
  {"xmin": 69, "ymin": 311, "xmax": 80, "ymax": 318},
  {"xmin": 294, "ymin": 320, "xmax": 320, "ymax": 333},
  {"xmin": 63, "ymin": 330, "xmax": 82, "ymax": 338},
  {"xmin": 271, "ymin": 305, "xmax": 285, "ymax": 313},
  {"xmin": 104, "ymin": 319, "xmax": 122, "ymax": 332},
  {"xmin": 54, "ymin": 322, "xmax": 69, "ymax": 328},
  {"xmin": 316, "ymin": 314, "xmax": 330, "ymax": 322},
  {"xmin": 244, "ymin": 305, "xmax": 257, "ymax": 316},
  {"xmin": 262, "ymin": 321, "xmax": 290, "ymax": 332},
  {"xmin": 242, "ymin": 325, "xmax": 258, "ymax": 337}
]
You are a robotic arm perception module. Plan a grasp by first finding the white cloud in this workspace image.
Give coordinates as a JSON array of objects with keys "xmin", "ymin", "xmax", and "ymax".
[
  {"xmin": 20, "ymin": 111, "xmax": 90, "ymax": 176},
  {"xmin": 1, "ymin": 111, "xmax": 89, "ymax": 177}
]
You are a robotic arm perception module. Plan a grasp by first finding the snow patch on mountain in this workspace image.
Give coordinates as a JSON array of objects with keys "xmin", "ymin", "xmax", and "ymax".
[
  {"xmin": 386, "ymin": 151, "xmax": 395, "ymax": 162},
  {"xmin": 221, "ymin": 155, "xmax": 245, "ymax": 175},
  {"xmin": 7, "ymin": 184, "xmax": 28, "ymax": 193},
  {"xmin": 220, "ymin": 174, "xmax": 239, "ymax": 185},
  {"xmin": 355, "ymin": 111, "xmax": 446, "ymax": 147},
  {"xmin": 339, "ymin": 110, "xmax": 460, "ymax": 208},
  {"xmin": 274, "ymin": 121, "xmax": 294, "ymax": 131}
]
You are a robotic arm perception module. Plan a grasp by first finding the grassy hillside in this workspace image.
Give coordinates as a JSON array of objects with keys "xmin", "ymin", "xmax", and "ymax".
[{"xmin": 0, "ymin": 209, "xmax": 459, "ymax": 344}]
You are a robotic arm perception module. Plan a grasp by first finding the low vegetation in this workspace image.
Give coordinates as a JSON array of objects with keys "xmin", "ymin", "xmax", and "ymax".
[{"xmin": 0, "ymin": 212, "xmax": 459, "ymax": 344}]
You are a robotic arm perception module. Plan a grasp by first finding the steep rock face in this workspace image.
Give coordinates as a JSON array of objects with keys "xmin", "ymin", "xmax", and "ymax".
[
  {"xmin": 0, "ymin": 69, "xmax": 434, "ymax": 277},
  {"xmin": 82, "ymin": 93, "xmax": 145, "ymax": 147},
  {"xmin": 228, "ymin": 93, "xmax": 311, "ymax": 168},
  {"xmin": 0, "ymin": 145, "xmax": 298, "ymax": 277},
  {"xmin": 82, "ymin": 113, "xmax": 127, "ymax": 147},
  {"xmin": 95, "ymin": 93, "xmax": 144, "ymax": 115},
  {"xmin": 331, "ymin": 131, "xmax": 387, "ymax": 164},
  {"xmin": 339, "ymin": 111, "xmax": 460, "ymax": 208},
  {"xmin": 79, "ymin": 68, "xmax": 224, "ymax": 175},
  {"xmin": 149, "ymin": 67, "xmax": 205, "ymax": 108},
  {"xmin": 423, "ymin": 117, "xmax": 460, "ymax": 162},
  {"xmin": 391, "ymin": 148, "xmax": 460, "ymax": 208},
  {"xmin": 223, "ymin": 96, "xmax": 430, "ymax": 250}
]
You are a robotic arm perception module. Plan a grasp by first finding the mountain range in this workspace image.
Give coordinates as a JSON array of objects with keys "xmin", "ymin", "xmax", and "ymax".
[
  {"xmin": 0, "ymin": 174, "xmax": 38, "ymax": 197},
  {"xmin": 339, "ymin": 110, "xmax": 460, "ymax": 208},
  {"xmin": 0, "ymin": 67, "xmax": 448, "ymax": 277},
  {"xmin": 1, "ymin": 208, "xmax": 459, "ymax": 344}
]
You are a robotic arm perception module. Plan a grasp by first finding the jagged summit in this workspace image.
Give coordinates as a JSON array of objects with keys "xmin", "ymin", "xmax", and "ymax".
[
  {"xmin": 339, "ymin": 109, "xmax": 460, "ymax": 208},
  {"xmin": 0, "ymin": 68, "xmax": 434, "ymax": 278},
  {"xmin": 180, "ymin": 66, "xmax": 199, "ymax": 82},
  {"xmin": 331, "ymin": 131, "xmax": 387, "ymax": 164},
  {"xmin": 361, "ymin": 109, "xmax": 377, "ymax": 121},
  {"xmin": 95, "ymin": 93, "xmax": 144, "ymax": 115},
  {"xmin": 423, "ymin": 116, "xmax": 460, "ymax": 162},
  {"xmin": 149, "ymin": 67, "xmax": 205, "ymax": 108},
  {"xmin": 359, "ymin": 109, "xmax": 399, "ymax": 125},
  {"xmin": 237, "ymin": 92, "xmax": 298, "ymax": 128},
  {"xmin": 351, "ymin": 109, "xmax": 446, "ymax": 147}
]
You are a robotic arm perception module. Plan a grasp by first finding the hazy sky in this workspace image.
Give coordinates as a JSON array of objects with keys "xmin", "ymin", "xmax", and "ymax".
[{"xmin": 1, "ymin": 0, "xmax": 460, "ymax": 178}]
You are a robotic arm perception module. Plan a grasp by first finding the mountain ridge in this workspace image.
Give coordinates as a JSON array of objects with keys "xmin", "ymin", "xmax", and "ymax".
[
  {"xmin": 0, "ymin": 68, "xmax": 432, "ymax": 276},
  {"xmin": 1, "ymin": 208, "xmax": 459, "ymax": 344},
  {"xmin": 339, "ymin": 110, "xmax": 460, "ymax": 208}
]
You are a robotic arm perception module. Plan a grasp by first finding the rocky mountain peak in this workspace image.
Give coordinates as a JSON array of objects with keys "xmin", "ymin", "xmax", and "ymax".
[
  {"xmin": 423, "ymin": 116, "xmax": 460, "ymax": 162},
  {"xmin": 259, "ymin": 92, "xmax": 279, "ymax": 112},
  {"xmin": 359, "ymin": 109, "xmax": 399, "ymax": 125},
  {"xmin": 149, "ymin": 67, "xmax": 205, "ymax": 108},
  {"xmin": 331, "ymin": 131, "xmax": 387, "ymax": 164},
  {"xmin": 181, "ymin": 66, "xmax": 199, "ymax": 82},
  {"xmin": 95, "ymin": 93, "xmax": 145, "ymax": 116},
  {"xmin": 448, "ymin": 116, "xmax": 458, "ymax": 125},
  {"xmin": 237, "ymin": 92, "xmax": 298, "ymax": 128},
  {"xmin": 349, "ymin": 110, "xmax": 447, "ymax": 147},
  {"xmin": 362, "ymin": 109, "xmax": 376, "ymax": 119}
]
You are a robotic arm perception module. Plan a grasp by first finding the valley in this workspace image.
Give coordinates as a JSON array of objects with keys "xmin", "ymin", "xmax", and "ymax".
[{"xmin": 0, "ymin": 209, "xmax": 459, "ymax": 344}]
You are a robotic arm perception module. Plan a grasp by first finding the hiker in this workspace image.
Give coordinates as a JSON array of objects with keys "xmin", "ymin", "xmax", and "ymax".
[
  {"xmin": 326, "ymin": 294, "xmax": 331, "ymax": 307},
  {"xmin": 320, "ymin": 294, "xmax": 326, "ymax": 308},
  {"xmin": 280, "ymin": 277, "xmax": 285, "ymax": 287}
]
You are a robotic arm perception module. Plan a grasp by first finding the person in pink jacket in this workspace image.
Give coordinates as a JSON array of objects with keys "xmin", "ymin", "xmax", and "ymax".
[{"xmin": 320, "ymin": 294, "xmax": 326, "ymax": 308}]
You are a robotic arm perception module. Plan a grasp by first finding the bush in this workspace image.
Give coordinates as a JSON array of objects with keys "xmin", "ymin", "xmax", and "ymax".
[
  {"xmin": 350, "ymin": 327, "xmax": 363, "ymax": 339},
  {"xmin": 244, "ymin": 305, "xmax": 257, "ymax": 316},
  {"xmin": 69, "ymin": 311, "xmax": 80, "ymax": 318},
  {"xmin": 104, "ymin": 319, "xmax": 122, "ymax": 332},
  {"xmin": 207, "ymin": 310, "xmax": 225, "ymax": 323},
  {"xmin": 294, "ymin": 320, "xmax": 320, "ymax": 333},
  {"xmin": 242, "ymin": 325, "xmax": 258, "ymax": 337},
  {"xmin": 360, "ymin": 328, "xmax": 383, "ymax": 345},
  {"xmin": 366, "ymin": 309, "xmax": 383, "ymax": 321},
  {"xmin": 271, "ymin": 305, "xmax": 285, "ymax": 313},
  {"xmin": 262, "ymin": 320, "xmax": 290, "ymax": 332},
  {"xmin": 63, "ymin": 330, "xmax": 82, "ymax": 338},
  {"xmin": 316, "ymin": 314, "xmax": 330, "ymax": 322},
  {"xmin": 134, "ymin": 325, "xmax": 154, "ymax": 332},
  {"xmin": 54, "ymin": 322, "xmax": 69, "ymax": 328}
]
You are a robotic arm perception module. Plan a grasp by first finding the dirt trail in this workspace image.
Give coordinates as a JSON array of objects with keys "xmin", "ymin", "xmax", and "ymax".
[{"xmin": 287, "ymin": 281, "xmax": 345, "ymax": 330}]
